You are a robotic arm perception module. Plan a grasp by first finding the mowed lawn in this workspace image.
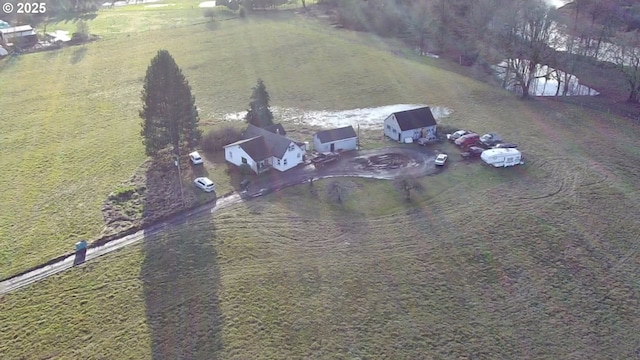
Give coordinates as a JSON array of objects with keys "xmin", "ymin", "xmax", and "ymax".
[
  {"xmin": 2, "ymin": 4, "xmax": 461, "ymax": 278},
  {"xmin": 2, "ymin": 3, "xmax": 640, "ymax": 359},
  {"xmin": 1, "ymin": 155, "xmax": 640, "ymax": 358}
]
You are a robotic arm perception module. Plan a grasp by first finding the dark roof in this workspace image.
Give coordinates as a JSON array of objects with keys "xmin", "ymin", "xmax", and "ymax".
[
  {"xmin": 391, "ymin": 107, "xmax": 437, "ymax": 131},
  {"xmin": 243, "ymin": 124, "xmax": 296, "ymax": 159},
  {"xmin": 263, "ymin": 123, "xmax": 287, "ymax": 136},
  {"xmin": 225, "ymin": 136, "xmax": 271, "ymax": 161},
  {"xmin": 315, "ymin": 126, "xmax": 357, "ymax": 144}
]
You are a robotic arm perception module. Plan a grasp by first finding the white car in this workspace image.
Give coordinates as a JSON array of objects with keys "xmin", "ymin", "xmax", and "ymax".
[
  {"xmin": 189, "ymin": 151, "xmax": 203, "ymax": 165},
  {"xmin": 447, "ymin": 130, "xmax": 468, "ymax": 141},
  {"xmin": 434, "ymin": 153, "xmax": 448, "ymax": 166},
  {"xmin": 194, "ymin": 177, "xmax": 215, "ymax": 192}
]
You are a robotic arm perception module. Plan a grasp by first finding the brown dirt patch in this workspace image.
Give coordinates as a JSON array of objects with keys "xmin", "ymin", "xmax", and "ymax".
[
  {"xmin": 100, "ymin": 153, "xmax": 203, "ymax": 237},
  {"xmin": 353, "ymin": 153, "xmax": 414, "ymax": 170}
]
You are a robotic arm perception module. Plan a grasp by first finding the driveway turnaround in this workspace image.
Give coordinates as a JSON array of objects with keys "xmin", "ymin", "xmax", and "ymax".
[{"xmin": 0, "ymin": 147, "xmax": 437, "ymax": 294}]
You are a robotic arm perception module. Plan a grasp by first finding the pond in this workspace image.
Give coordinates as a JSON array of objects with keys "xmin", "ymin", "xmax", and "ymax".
[{"xmin": 494, "ymin": 60, "xmax": 599, "ymax": 97}]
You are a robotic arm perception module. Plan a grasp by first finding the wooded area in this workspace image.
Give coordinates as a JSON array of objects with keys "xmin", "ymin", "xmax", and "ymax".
[{"xmin": 330, "ymin": 0, "xmax": 640, "ymax": 101}]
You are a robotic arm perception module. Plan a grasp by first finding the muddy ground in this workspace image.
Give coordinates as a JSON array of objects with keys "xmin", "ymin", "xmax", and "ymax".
[{"xmin": 100, "ymin": 147, "xmax": 438, "ymax": 236}]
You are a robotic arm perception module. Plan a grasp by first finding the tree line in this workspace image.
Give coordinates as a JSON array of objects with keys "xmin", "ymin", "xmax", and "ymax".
[
  {"xmin": 332, "ymin": 0, "xmax": 640, "ymax": 102},
  {"xmin": 1, "ymin": 0, "xmax": 103, "ymax": 25}
]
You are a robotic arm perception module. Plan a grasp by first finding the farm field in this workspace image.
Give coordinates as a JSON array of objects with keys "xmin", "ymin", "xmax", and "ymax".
[
  {"xmin": 1, "ymin": 1, "xmax": 640, "ymax": 359},
  {"xmin": 1, "ymin": 1, "xmax": 464, "ymax": 278}
]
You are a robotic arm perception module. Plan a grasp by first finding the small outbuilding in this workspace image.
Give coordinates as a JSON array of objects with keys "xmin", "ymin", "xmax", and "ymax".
[
  {"xmin": 383, "ymin": 106, "xmax": 438, "ymax": 143},
  {"xmin": 0, "ymin": 25, "xmax": 37, "ymax": 48},
  {"xmin": 313, "ymin": 126, "xmax": 358, "ymax": 153}
]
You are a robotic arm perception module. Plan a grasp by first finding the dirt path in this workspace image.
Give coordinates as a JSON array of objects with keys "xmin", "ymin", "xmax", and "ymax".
[{"xmin": 0, "ymin": 147, "xmax": 437, "ymax": 294}]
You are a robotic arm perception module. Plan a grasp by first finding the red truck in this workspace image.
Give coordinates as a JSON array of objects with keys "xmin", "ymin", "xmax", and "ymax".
[{"xmin": 454, "ymin": 133, "xmax": 479, "ymax": 147}]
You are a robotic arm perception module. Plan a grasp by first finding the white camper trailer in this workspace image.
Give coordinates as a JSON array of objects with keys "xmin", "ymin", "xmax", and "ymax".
[{"xmin": 481, "ymin": 148, "xmax": 524, "ymax": 167}]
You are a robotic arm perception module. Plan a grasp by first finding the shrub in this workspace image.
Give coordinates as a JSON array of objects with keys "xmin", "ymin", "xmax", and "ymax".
[
  {"xmin": 201, "ymin": 126, "xmax": 243, "ymax": 153},
  {"xmin": 203, "ymin": 8, "xmax": 216, "ymax": 20},
  {"xmin": 217, "ymin": 0, "xmax": 230, "ymax": 6},
  {"xmin": 109, "ymin": 185, "xmax": 138, "ymax": 202},
  {"xmin": 75, "ymin": 20, "xmax": 90, "ymax": 42},
  {"xmin": 238, "ymin": 164, "xmax": 253, "ymax": 175},
  {"xmin": 228, "ymin": 0, "xmax": 240, "ymax": 10},
  {"xmin": 239, "ymin": 6, "xmax": 247, "ymax": 17}
]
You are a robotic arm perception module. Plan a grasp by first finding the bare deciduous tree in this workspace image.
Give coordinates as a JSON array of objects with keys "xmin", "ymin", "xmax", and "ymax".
[
  {"xmin": 393, "ymin": 175, "xmax": 424, "ymax": 202},
  {"xmin": 325, "ymin": 180, "xmax": 353, "ymax": 205},
  {"xmin": 490, "ymin": 0, "xmax": 561, "ymax": 98},
  {"xmin": 609, "ymin": 30, "xmax": 640, "ymax": 102}
]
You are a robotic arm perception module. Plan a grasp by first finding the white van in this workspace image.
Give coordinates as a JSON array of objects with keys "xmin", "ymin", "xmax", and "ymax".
[{"xmin": 480, "ymin": 148, "xmax": 524, "ymax": 167}]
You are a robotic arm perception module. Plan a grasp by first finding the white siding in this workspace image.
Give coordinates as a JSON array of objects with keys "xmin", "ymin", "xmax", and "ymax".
[
  {"xmin": 273, "ymin": 142, "xmax": 305, "ymax": 172},
  {"xmin": 224, "ymin": 145, "xmax": 259, "ymax": 173},
  {"xmin": 383, "ymin": 115, "xmax": 401, "ymax": 141},
  {"xmin": 313, "ymin": 136, "xmax": 357, "ymax": 153},
  {"xmin": 384, "ymin": 114, "xmax": 437, "ymax": 142}
]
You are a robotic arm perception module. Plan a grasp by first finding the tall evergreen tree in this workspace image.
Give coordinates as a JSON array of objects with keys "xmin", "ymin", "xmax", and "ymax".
[
  {"xmin": 140, "ymin": 50, "xmax": 202, "ymax": 157},
  {"xmin": 245, "ymin": 78, "xmax": 274, "ymax": 128}
]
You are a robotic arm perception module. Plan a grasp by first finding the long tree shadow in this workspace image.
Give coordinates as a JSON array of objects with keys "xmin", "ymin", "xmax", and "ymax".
[
  {"xmin": 139, "ymin": 150, "xmax": 223, "ymax": 359},
  {"xmin": 141, "ymin": 216, "xmax": 224, "ymax": 359},
  {"xmin": 70, "ymin": 46, "xmax": 88, "ymax": 64}
]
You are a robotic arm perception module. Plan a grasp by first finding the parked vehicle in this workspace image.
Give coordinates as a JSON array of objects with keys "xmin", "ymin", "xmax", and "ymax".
[
  {"xmin": 434, "ymin": 153, "xmax": 448, "ymax": 166},
  {"xmin": 461, "ymin": 146, "xmax": 484, "ymax": 159},
  {"xmin": 454, "ymin": 133, "xmax": 479, "ymax": 147},
  {"xmin": 311, "ymin": 152, "xmax": 340, "ymax": 168},
  {"xmin": 189, "ymin": 151, "xmax": 203, "ymax": 165},
  {"xmin": 447, "ymin": 130, "xmax": 468, "ymax": 141},
  {"xmin": 480, "ymin": 148, "xmax": 524, "ymax": 167},
  {"xmin": 492, "ymin": 142, "xmax": 518, "ymax": 149},
  {"xmin": 479, "ymin": 132, "xmax": 502, "ymax": 146},
  {"xmin": 194, "ymin": 177, "xmax": 215, "ymax": 192},
  {"xmin": 417, "ymin": 137, "xmax": 440, "ymax": 146}
]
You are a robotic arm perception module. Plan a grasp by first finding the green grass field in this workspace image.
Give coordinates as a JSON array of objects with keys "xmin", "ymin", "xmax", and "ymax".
[{"xmin": 1, "ymin": 2, "xmax": 640, "ymax": 359}]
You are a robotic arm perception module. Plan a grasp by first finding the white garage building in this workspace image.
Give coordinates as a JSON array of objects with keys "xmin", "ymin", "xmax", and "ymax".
[
  {"xmin": 313, "ymin": 126, "xmax": 358, "ymax": 153},
  {"xmin": 383, "ymin": 106, "xmax": 438, "ymax": 143}
]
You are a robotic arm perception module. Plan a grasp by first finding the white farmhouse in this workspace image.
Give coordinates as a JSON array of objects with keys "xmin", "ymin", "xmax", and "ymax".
[
  {"xmin": 383, "ymin": 106, "xmax": 438, "ymax": 143},
  {"xmin": 224, "ymin": 124, "xmax": 306, "ymax": 174},
  {"xmin": 313, "ymin": 126, "xmax": 358, "ymax": 153}
]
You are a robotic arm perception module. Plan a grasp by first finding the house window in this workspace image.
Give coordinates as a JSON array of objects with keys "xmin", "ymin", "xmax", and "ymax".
[
  {"xmin": 284, "ymin": 158, "xmax": 288, "ymax": 166},
  {"xmin": 392, "ymin": 128, "xmax": 397, "ymax": 133},
  {"xmin": 277, "ymin": 159, "xmax": 281, "ymax": 165},
  {"xmin": 242, "ymin": 157, "xmax": 248, "ymax": 164},
  {"xmin": 297, "ymin": 152, "xmax": 301, "ymax": 158},
  {"xmin": 289, "ymin": 144, "xmax": 295, "ymax": 151},
  {"xmin": 386, "ymin": 124, "xmax": 391, "ymax": 130},
  {"xmin": 229, "ymin": 151, "xmax": 233, "ymax": 158}
]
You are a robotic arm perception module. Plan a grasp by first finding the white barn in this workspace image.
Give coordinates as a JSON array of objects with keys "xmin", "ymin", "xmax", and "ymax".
[
  {"xmin": 383, "ymin": 106, "xmax": 438, "ymax": 143},
  {"xmin": 0, "ymin": 25, "xmax": 37, "ymax": 47},
  {"xmin": 224, "ymin": 124, "xmax": 306, "ymax": 174},
  {"xmin": 313, "ymin": 126, "xmax": 358, "ymax": 153}
]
